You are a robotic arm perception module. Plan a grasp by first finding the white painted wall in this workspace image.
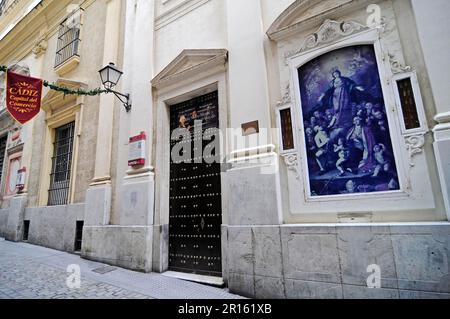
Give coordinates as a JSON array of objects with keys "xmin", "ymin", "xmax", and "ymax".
[
  {"xmin": 226, "ymin": 0, "xmax": 271, "ymax": 136},
  {"xmin": 411, "ymin": 0, "xmax": 450, "ymax": 116},
  {"xmin": 261, "ymin": 0, "xmax": 295, "ymax": 31},
  {"xmin": 154, "ymin": 0, "xmax": 227, "ymax": 74}
]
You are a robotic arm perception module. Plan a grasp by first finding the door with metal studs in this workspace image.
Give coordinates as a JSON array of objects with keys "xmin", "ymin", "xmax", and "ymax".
[{"xmin": 169, "ymin": 91, "xmax": 222, "ymax": 277}]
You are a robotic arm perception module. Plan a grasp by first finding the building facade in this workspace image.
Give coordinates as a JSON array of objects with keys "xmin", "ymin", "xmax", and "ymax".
[{"xmin": 1, "ymin": 0, "xmax": 450, "ymax": 298}]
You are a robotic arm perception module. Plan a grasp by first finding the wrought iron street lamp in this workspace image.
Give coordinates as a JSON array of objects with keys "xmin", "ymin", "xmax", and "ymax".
[{"xmin": 99, "ymin": 62, "xmax": 131, "ymax": 112}]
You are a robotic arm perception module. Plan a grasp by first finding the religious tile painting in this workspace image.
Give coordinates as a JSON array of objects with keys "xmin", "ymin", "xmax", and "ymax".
[{"xmin": 297, "ymin": 45, "xmax": 400, "ymax": 196}]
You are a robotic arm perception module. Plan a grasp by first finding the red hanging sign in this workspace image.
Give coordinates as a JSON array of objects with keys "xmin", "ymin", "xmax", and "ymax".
[{"xmin": 6, "ymin": 71, "xmax": 43, "ymax": 125}]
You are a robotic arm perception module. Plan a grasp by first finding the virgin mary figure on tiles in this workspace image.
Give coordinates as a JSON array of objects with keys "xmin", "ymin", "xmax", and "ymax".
[{"xmin": 298, "ymin": 45, "xmax": 399, "ymax": 196}]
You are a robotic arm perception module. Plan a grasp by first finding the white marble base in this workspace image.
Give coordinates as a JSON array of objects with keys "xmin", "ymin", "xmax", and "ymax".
[
  {"xmin": 162, "ymin": 271, "xmax": 224, "ymax": 287},
  {"xmin": 84, "ymin": 184, "xmax": 111, "ymax": 226},
  {"xmin": 433, "ymin": 120, "xmax": 450, "ymax": 220},
  {"xmin": 81, "ymin": 225, "xmax": 153, "ymax": 272}
]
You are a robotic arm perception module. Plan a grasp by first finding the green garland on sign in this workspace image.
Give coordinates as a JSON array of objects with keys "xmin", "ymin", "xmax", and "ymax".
[
  {"xmin": 43, "ymin": 81, "xmax": 108, "ymax": 96},
  {"xmin": 1, "ymin": 65, "xmax": 107, "ymax": 96}
]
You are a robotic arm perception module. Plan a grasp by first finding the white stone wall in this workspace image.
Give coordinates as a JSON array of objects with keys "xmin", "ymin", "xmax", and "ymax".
[
  {"xmin": 24, "ymin": 204, "xmax": 85, "ymax": 252},
  {"xmin": 154, "ymin": 0, "xmax": 227, "ymax": 74},
  {"xmin": 411, "ymin": 0, "xmax": 450, "ymax": 219},
  {"xmin": 225, "ymin": 223, "xmax": 450, "ymax": 298}
]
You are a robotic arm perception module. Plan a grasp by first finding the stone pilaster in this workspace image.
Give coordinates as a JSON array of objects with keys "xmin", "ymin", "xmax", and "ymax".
[
  {"xmin": 82, "ymin": 0, "xmax": 155, "ymax": 272},
  {"xmin": 411, "ymin": 0, "xmax": 450, "ymax": 219},
  {"xmin": 84, "ymin": 0, "xmax": 121, "ymax": 227},
  {"xmin": 433, "ymin": 113, "xmax": 450, "ymax": 219},
  {"xmin": 225, "ymin": 0, "xmax": 282, "ymax": 226},
  {"xmin": 120, "ymin": 0, "xmax": 155, "ymax": 227}
]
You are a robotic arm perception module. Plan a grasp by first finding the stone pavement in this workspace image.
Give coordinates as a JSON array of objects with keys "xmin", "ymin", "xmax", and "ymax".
[{"xmin": 0, "ymin": 238, "xmax": 243, "ymax": 299}]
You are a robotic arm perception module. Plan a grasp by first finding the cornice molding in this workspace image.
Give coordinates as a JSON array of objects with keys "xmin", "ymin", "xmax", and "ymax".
[
  {"xmin": 283, "ymin": 19, "xmax": 368, "ymax": 64},
  {"xmin": 152, "ymin": 49, "xmax": 228, "ymax": 90},
  {"xmin": 0, "ymin": 0, "xmax": 20, "ymax": 16},
  {"xmin": 0, "ymin": 0, "xmax": 83, "ymax": 64},
  {"xmin": 0, "ymin": 0, "xmax": 42, "ymax": 40},
  {"xmin": 267, "ymin": 0, "xmax": 382, "ymax": 42},
  {"xmin": 42, "ymin": 78, "xmax": 87, "ymax": 114},
  {"xmin": 0, "ymin": 0, "xmax": 23, "ymax": 28},
  {"xmin": 435, "ymin": 111, "xmax": 450, "ymax": 124},
  {"xmin": 155, "ymin": 0, "xmax": 211, "ymax": 31}
]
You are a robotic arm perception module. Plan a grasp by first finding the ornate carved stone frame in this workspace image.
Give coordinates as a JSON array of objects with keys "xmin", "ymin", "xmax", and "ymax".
[{"xmin": 278, "ymin": 20, "xmax": 435, "ymax": 218}]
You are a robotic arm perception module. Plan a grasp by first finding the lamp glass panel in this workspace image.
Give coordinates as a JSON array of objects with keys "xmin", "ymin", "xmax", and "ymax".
[
  {"xmin": 99, "ymin": 67, "xmax": 110, "ymax": 85},
  {"xmin": 109, "ymin": 68, "xmax": 122, "ymax": 86}
]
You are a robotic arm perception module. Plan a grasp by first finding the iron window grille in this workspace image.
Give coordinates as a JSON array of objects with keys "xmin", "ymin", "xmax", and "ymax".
[
  {"xmin": 55, "ymin": 8, "xmax": 83, "ymax": 68},
  {"xmin": 48, "ymin": 122, "xmax": 75, "ymax": 206},
  {"xmin": 0, "ymin": 135, "xmax": 7, "ymax": 184}
]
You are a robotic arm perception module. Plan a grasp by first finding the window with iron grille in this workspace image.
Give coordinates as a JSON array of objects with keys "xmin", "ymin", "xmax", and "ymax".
[
  {"xmin": 55, "ymin": 9, "xmax": 83, "ymax": 68},
  {"xmin": 0, "ymin": 135, "xmax": 7, "ymax": 184},
  {"xmin": 48, "ymin": 122, "xmax": 75, "ymax": 206}
]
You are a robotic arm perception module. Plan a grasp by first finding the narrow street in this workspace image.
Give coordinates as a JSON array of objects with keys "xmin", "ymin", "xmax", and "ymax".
[{"xmin": 0, "ymin": 238, "xmax": 242, "ymax": 299}]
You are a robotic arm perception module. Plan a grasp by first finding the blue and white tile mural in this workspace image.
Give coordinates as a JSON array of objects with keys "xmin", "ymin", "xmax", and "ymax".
[{"xmin": 297, "ymin": 45, "xmax": 400, "ymax": 196}]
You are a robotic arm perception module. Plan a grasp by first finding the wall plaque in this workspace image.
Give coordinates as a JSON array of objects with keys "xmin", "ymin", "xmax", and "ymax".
[{"xmin": 241, "ymin": 120, "xmax": 259, "ymax": 136}]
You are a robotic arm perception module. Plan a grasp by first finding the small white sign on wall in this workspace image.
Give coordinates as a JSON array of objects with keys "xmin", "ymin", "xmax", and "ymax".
[{"xmin": 16, "ymin": 167, "xmax": 26, "ymax": 191}]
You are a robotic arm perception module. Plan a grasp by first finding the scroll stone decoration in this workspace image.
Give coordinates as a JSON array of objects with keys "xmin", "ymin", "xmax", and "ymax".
[
  {"xmin": 32, "ymin": 38, "xmax": 48, "ymax": 58},
  {"xmin": 405, "ymin": 134, "xmax": 425, "ymax": 167},
  {"xmin": 284, "ymin": 154, "xmax": 300, "ymax": 179},
  {"xmin": 276, "ymin": 84, "xmax": 292, "ymax": 107},
  {"xmin": 284, "ymin": 20, "xmax": 369, "ymax": 63},
  {"xmin": 388, "ymin": 53, "xmax": 412, "ymax": 74}
]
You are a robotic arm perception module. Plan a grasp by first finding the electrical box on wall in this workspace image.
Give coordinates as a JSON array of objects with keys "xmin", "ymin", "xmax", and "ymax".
[{"xmin": 128, "ymin": 132, "xmax": 146, "ymax": 167}]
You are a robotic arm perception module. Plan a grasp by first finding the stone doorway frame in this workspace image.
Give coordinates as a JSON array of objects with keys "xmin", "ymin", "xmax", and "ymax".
[{"xmin": 151, "ymin": 49, "xmax": 229, "ymax": 279}]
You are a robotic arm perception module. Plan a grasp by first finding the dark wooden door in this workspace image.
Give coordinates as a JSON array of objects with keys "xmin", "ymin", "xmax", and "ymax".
[{"xmin": 169, "ymin": 91, "xmax": 222, "ymax": 277}]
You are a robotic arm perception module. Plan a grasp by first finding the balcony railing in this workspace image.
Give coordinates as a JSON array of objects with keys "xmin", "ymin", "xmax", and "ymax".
[{"xmin": 54, "ymin": 9, "xmax": 82, "ymax": 68}]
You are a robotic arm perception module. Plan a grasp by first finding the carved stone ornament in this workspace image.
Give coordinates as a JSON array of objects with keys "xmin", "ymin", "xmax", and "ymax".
[
  {"xmin": 32, "ymin": 38, "xmax": 48, "ymax": 58},
  {"xmin": 405, "ymin": 134, "xmax": 425, "ymax": 167},
  {"xmin": 276, "ymin": 84, "xmax": 292, "ymax": 107},
  {"xmin": 284, "ymin": 153, "xmax": 300, "ymax": 179},
  {"xmin": 388, "ymin": 53, "xmax": 412, "ymax": 74},
  {"xmin": 378, "ymin": 16, "xmax": 396, "ymax": 36},
  {"xmin": 284, "ymin": 20, "xmax": 369, "ymax": 63}
]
